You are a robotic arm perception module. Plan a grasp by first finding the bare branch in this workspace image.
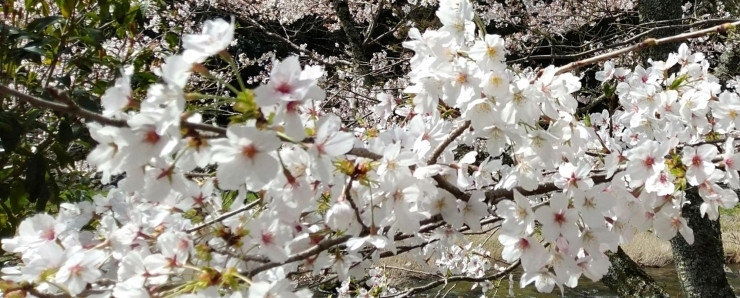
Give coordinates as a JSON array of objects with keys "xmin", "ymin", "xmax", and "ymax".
[
  {"xmin": 427, "ymin": 120, "xmax": 471, "ymax": 165},
  {"xmin": 187, "ymin": 197, "xmax": 263, "ymax": 233},
  {"xmin": 542, "ymin": 21, "xmax": 740, "ymax": 78},
  {"xmin": 386, "ymin": 260, "xmax": 521, "ymax": 298},
  {"xmin": 246, "ymin": 235, "xmax": 353, "ymax": 277}
]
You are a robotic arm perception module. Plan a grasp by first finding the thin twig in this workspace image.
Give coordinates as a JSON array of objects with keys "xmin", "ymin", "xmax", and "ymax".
[
  {"xmin": 0, "ymin": 83, "xmax": 384, "ymax": 159},
  {"xmin": 245, "ymin": 235, "xmax": 353, "ymax": 277},
  {"xmin": 343, "ymin": 177, "xmax": 369, "ymax": 231},
  {"xmin": 427, "ymin": 120, "xmax": 471, "ymax": 165},
  {"xmin": 540, "ymin": 21, "xmax": 740, "ymax": 78},
  {"xmin": 186, "ymin": 198, "xmax": 262, "ymax": 233},
  {"xmin": 385, "ymin": 260, "xmax": 521, "ymax": 298}
]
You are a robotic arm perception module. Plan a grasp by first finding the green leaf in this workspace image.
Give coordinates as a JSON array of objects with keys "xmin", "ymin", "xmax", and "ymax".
[
  {"xmin": 21, "ymin": 44, "xmax": 46, "ymax": 57},
  {"xmin": 8, "ymin": 179, "xmax": 28, "ymax": 216},
  {"xmin": 602, "ymin": 82, "xmax": 616, "ymax": 98},
  {"xmin": 24, "ymin": 0, "xmax": 38, "ymax": 11},
  {"xmin": 668, "ymin": 74, "xmax": 688, "ymax": 90},
  {"xmin": 35, "ymin": 183, "xmax": 50, "ymax": 212},
  {"xmin": 165, "ymin": 31, "xmax": 179, "ymax": 49},
  {"xmin": 38, "ymin": 0, "xmax": 51, "ymax": 16},
  {"xmin": 74, "ymin": 94, "xmax": 101, "ymax": 113},
  {"xmin": 24, "ymin": 109, "xmax": 44, "ymax": 126},
  {"xmin": 55, "ymin": 75, "xmax": 71, "ymax": 87},
  {"xmin": 0, "ymin": 113, "xmax": 23, "ymax": 153},
  {"xmin": 24, "ymin": 153, "xmax": 47, "ymax": 204},
  {"xmin": 46, "ymin": 172, "xmax": 60, "ymax": 207},
  {"xmin": 27, "ymin": 16, "xmax": 62, "ymax": 32},
  {"xmin": 55, "ymin": 0, "xmax": 77, "ymax": 18},
  {"xmin": 113, "ymin": 1, "xmax": 130, "ymax": 25},
  {"xmin": 51, "ymin": 143, "xmax": 74, "ymax": 170},
  {"xmin": 133, "ymin": 71, "xmax": 158, "ymax": 85},
  {"xmin": 98, "ymin": 0, "xmax": 110, "ymax": 21},
  {"xmin": 57, "ymin": 120, "xmax": 73, "ymax": 144},
  {"xmin": 72, "ymin": 28, "xmax": 105, "ymax": 48}
]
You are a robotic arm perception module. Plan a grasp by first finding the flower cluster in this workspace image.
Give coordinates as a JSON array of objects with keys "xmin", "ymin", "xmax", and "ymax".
[{"xmin": 3, "ymin": 0, "xmax": 740, "ymax": 297}]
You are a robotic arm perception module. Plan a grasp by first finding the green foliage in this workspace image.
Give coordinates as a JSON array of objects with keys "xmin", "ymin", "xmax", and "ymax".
[
  {"xmin": 230, "ymin": 89, "xmax": 262, "ymax": 124},
  {"xmin": 0, "ymin": 0, "xmax": 172, "ymax": 243}
]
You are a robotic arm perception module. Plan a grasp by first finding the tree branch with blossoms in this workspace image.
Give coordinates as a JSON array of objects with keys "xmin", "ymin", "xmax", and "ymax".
[
  {"xmin": 543, "ymin": 20, "xmax": 740, "ymax": 77},
  {"xmin": 7, "ymin": 1, "xmax": 740, "ymax": 298}
]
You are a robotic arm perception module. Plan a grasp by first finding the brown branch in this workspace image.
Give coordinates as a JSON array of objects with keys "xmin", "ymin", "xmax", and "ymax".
[
  {"xmin": 362, "ymin": 0, "xmax": 385, "ymax": 45},
  {"xmin": 245, "ymin": 235, "xmax": 353, "ymax": 277},
  {"xmin": 186, "ymin": 197, "xmax": 262, "ymax": 233},
  {"xmin": 483, "ymin": 169, "xmax": 620, "ymax": 205},
  {"xmin": 343, "ymin": 176, "xmax": 368, "ymax": 231},
  {"xmin": 331, "ymin": 0, "xmax": 371, "ymax": 75},
  {"xmin": 540, "ymin": 21, "xmax": 740, "ymax": 78},
  {"xmin": 0, "ymin": 84, "xmax": 128, "ymax": 127},
  {"xmin": 433, "ymin": 174, "xmax": 470, "ymax": 201},
  {"xmin": 387, "ymin": 260, "xmax": 521, "ymax": 298},
  {"xmin": 427, "ymin": 120, "xmax": 471, "ymax": 165},
  {"xmin": 0, "ymin": 83, "xmax": 226, "ymax": 136},
  {"xmin": 0, "ymin": 83, "xmax": 386, "ymax": 159},
  {"xmin": 510, "ymin": 18, "xmax": 740, "ymax": 65}
]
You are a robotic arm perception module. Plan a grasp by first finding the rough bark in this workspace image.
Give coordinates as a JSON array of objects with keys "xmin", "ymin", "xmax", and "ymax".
[
  {"xmin": 331, "ymin": 0, "xmax": 371, "ymax": 76},
  {"xmin": 638, "ymin": 0, "xmax": 683, "ymax": 61},
  {"xmin": 601, "ymin": 247, "xmax": 671, "ymax": 298},
  {"xmin": 693, "ymin": 0, "xmax": 716, "ymax": 18},
  {"xmin": 668, "ymin": 189, "xmax": 735, "ymax": 298},
  {"xmin": 714, "ymin": 34, "xmax": 740, "ymax": 87},
  {"xmin": 637, "ymin": 0, "xmax": 734, "ymax": 293}
]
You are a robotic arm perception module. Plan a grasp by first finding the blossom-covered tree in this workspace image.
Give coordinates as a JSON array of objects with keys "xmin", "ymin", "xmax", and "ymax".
[{"xmin": 4, "ymin": 0, "xmax": 740, "ymax": 297}]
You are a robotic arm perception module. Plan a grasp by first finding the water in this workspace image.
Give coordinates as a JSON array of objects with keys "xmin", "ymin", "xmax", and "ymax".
[{"xmin": 393, "ymin": 264, "xmax": 740, "ymax": 297}]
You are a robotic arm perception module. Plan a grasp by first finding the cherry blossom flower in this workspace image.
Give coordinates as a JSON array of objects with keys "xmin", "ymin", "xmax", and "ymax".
[
  {"xmin": 8, "ymin": 7, "xmax": 740, "ymax": 297},
  {"xmin": 182, "ymin": 16, "xmax": 235, "ymax": 61},
  {"xmin": 55, "ymin": 249, "xmax": 106, "ymax": 296},
  {"xmin": 653, "ymin": 206, "xmax": 694, "ymax": 244},
  {"xmin": 101, "ymin": 66, "xmax": 134, "ymax": 118},
  {"xmin": 469, "ymin": 34, "xmax": 506, "ymax": 70},
  {"xmin": 496, "ymin": 190, "xmax": 536, "ymax": 234},
  {"xmin": 212, "ymin": 123, "xmax": 282, "ymax": 190},
  {"xmin": 534, "ymin": 193, "xmax": 579, "ymax": 243},
  {"xmin": 682, "ymin": 144, "xmax": 718, "ymax": 186}
]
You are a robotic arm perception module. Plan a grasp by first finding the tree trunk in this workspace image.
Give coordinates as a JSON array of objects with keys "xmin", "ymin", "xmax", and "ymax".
[
  {"xmin": 713, "ymin": 33, "xmax": 740, "ymax": 87},
  {"xmin": 637, "ymin": 0, "xmax": 735, "ymax": 295},
  {"xmin": 638, "ymin": 0, "xmax": 683, "ymax": 61},
  {"xmin": 331, "ymin": 0, "xmax": 371, "ymax": 77},
  {"xmin": 668, "ymin": 189, "xmax": 735, "ymax": 298},
  {"xmin": 601, "ymin": 247, "xmax": 671, "ymax": 298}
]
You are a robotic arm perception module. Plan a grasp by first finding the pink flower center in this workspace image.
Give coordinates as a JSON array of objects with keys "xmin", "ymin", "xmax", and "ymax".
[
  {"xmin": 261, "ymin": 231, "xmax": 275, "ymax": 245},
  {"xmin": 276, "ymin": 82, "xmax": 292, "ymax": 94},
  {"xmin": 671, "ymin": 217, "xmax": 682, "ymax": 229},
  {"xmin": 568, "ymin": 173, "xmax": 579, "ymax": 186},
  {"xmin": 644, "ymin": 156, "xmax": 655, "ymax": 167},
  {"xmin": 659, "ymin": 172, "xmax": 669, "ymax": 183},
  {"xmin": 315, "ymin": 143, "xmax": 326, "ymax": 155},
  {"xmin": 242, "ymin": 145, "xmax": 258, "ymax": 159},
  {"xmin": 517, "ymin": 238, "xmax": 530, "ymax": 250},
  {"xmin": 553, "ymin": 212, "xmax": 566, "ymax": 225},
  {"xmin": 193, "ymin": 193, "xmax": 205, "ymax": 205},
  {"xmin": 42, "ymin": 229, "xmax": 55, "ymax": 241},
  {"xmin": 286, "ymin": 101, "xmax": 303, "ymax": 114},
  {"xmin": 69, "ymin": 264, "xmax": 84, "ymax": 276},
  {"xmin": 144, "ymin": 130, "xmax": 160, "ymax": 144},
  {"xmin": 178, "ymin": 239, "xmax": 190, "ymax": 250},
  {"xmin": 692, "ymin": 155, "xmax": 702, "ymax": 167}
]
